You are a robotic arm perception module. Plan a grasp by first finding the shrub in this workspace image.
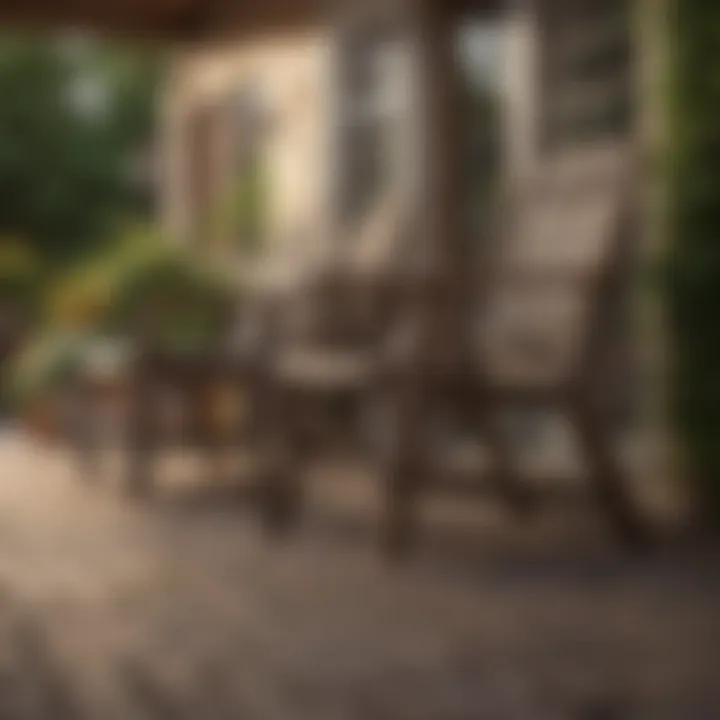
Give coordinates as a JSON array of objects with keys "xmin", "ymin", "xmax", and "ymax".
[
  {"xmin": 47, "ymin": 261, "xmax": 117, "ymax": 332},
  {"xmin": 106, "ymin": 248, "xmax": 236, "ymax": 354},
  {"xmin": 47, "ymin": 225, "xmax": 237, "ymax": 355},
  {"xmin": 7, "ymin": 329, "xmax": 89, "ymax": 411},
  {"xmin": 0, "ymin": 238, "xmax": 42, "ymax": 329}
]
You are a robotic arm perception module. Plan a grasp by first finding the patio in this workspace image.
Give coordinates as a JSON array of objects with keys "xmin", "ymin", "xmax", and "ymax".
[
  {"xmin": 0, "ymin": 430, "xmax": 719, "ymax": 719},
  {"xmin": 0, "ymin": 0, "xmax": 715, "ymax": 716}
]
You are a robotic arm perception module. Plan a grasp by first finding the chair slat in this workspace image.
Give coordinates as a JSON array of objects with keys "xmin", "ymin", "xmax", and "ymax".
[{"xmin": 477, "ymin": 140, "xmax": 631, "ymax": 391}]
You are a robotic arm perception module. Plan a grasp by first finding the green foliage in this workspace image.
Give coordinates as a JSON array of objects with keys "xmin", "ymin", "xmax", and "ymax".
[
  {"xmin": 235, "ymin": 153, "xmax": 268, "ymax": 255},
  {"xmin": 7, "ymin": 329, "xmax": 89, "ymax": 409},
  {"xmin": 668, "ymin": 0, "xmax": 720, "ymax": 520},
  {"xmin": 0, "ymin": 34, "xmax": 161, "ymax": 267},
  {"xmin": 48, "ymin": 225, "xmax": 237, "ymax": 355},
  {"xmin": 47, "ymin": 224, "xmax": 161, "ymax": 331},
  {"xmin": 106, "ymin": 248, "xmax": 236, "ymax": 355},
  {"xmin": 0, "ymin": 239, "xmax": 42, "ymax": 317},
  {"xmin": 212, "ymin": 152, "xmax": 269, "ymax": 257}
]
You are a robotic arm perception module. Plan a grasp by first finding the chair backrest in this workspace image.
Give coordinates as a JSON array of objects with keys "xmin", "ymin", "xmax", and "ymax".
[
  {"xmin": 299, "ymin": 194, "xmax": 408, "ymax": 342},
  {"xmin": 478, "ymin": 141, "xmax": 634, "ymax": 388},
  {"xmin": 343, "ymin": 191, "xmax": 408, "ymax": 280},
  {"xmin": 261, "ymin": 193, "xmax": 407, "ymax": 349},
  {"xmin": 506, "ymin": 141, "xmax": 632, "ymax": 273}
]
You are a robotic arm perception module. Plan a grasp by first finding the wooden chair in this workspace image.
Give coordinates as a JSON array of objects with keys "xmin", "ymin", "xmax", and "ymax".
[
  {"xmin": 381, "ymin": 141, "xmax": 649, "ymax": 555},
  {"xmin": 115, "ymin": 210, "xmax": 398, "ymax": 500},
  {"xmin": 67, "ymin": 275, "xmax": 276, "ymax": 496},
  {"xmin": 258, "ymin": 194, "xmax": 417, "ymax": 532},
  {"xmin": 75, "ymin": 220, "xmax": 356, "ymax": 496},
  {"xmin": 96, "ymin": 214, "xmax": 340, "ymax": 497},
  {"xmin": 124, "ymin": 343, "xmax": 267, "ymax": 497}
]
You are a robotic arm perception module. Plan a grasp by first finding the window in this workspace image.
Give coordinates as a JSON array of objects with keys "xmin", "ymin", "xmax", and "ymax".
[
  {"xmin": 456, "ymin": 20, "xmax": 504, "ymax": 251},
  {"xmin": 187, "ymin": 102, "xmax": 217, "ymax": 247},
  {"xmin": 335, "ymin": 24, "xmax": 407, "ymax": 228},
  {"xmin": 226, "ymin": 81, "xmax": 270, "ymax": 256}
]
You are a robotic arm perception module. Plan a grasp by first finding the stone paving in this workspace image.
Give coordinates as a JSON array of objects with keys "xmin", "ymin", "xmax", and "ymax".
[{"xmin": 0, "ymin": 430, "xmax": 719, "ymax": 719}]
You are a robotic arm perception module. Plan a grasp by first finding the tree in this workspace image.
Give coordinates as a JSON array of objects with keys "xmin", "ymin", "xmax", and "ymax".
[{"xmin": 0, "ymin": 33, "xmax": 161, "ymax": 267}]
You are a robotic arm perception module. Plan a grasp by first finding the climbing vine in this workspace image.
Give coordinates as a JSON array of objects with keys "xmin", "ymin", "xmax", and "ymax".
[{"xmin": 667, "ymin": 0, "xmax": 720, "ymax": 521}]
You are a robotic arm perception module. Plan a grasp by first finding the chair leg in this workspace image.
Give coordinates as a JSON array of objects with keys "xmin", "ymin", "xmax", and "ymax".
[
  {"xmin": 480, "ymin": 405, "xmax": 537, "ymax": 517},
  {"xmin": 263, "ymin": 453, "xmax": 304, "ymax": 536},
  {"xmin": 381, "ymin": 453, "xmax": 424, "ymax": 560},
  {"xmin": 261, "ymin": 387, "xmax": 304, "ymax": 537},
  {"xmin": 198, "ymin": 383, "xmax": 226, "ymax": 486},
  {"xmin": 574, "ymin": 403, "xmax": 650, "ymax": 549},
  {"xmin": 126, "ymin": 373, "xmax": 155, "ymax": 498},
  {"xmin": 73, "ymin": 382, "xmax": 102, "ymax": 483},
  {"xmin": 379, "ymin": 385, "xmax": 427, "ymax": 559}
]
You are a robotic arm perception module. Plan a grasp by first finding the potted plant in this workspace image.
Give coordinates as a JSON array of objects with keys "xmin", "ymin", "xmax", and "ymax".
[
  {"xmin": 49, "ymin": 225, "xmax": 237, "ymax": 356},
  {"xmin": 26, "ymin": 228, "xmax": 238, "ymax": 441},
  {"xmin": 7, "ymin": 329, "xmax": 90, "ymax": 441},
  {"xmin": 105, "ymin": 242, "xmax": 237, "ymax": 357}
]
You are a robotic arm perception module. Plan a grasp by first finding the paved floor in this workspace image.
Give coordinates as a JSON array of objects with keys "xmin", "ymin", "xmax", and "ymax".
[{"xmin": 0, "ymin": 430, "xmax": 719, "ymax": 719}]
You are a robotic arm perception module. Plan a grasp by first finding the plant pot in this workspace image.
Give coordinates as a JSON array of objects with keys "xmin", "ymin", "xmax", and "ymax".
[{"xmin": 22, "ymin": 398, "xmax": 61, "ymax": 443}]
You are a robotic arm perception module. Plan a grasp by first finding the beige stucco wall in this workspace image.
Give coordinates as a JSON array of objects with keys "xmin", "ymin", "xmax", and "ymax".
[
  {"xmin": 161, "ymin": 34, "xmax": 333, "ymax": 254},
  {"xmin": 159, "ymin": 13, "xmax": 546, "ymax": 255}
]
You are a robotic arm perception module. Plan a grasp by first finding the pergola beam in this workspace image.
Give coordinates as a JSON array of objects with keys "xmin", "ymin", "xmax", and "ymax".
[
  {"xmin": 0, "ymin": 0, "xmax": 327, "ymax": 40},
  {"xmin": 0, "ymin": 0, "xmax": 193, "ymax": 39},
  {"xmin": 0, "ymin": 0, "xmax": 501, "ymax": 41}
]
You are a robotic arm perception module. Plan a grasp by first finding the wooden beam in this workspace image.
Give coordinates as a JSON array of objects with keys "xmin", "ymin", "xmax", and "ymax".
[
  {"xmin": 0, "ymin": 0, "xmax": 501, "ymax": 41},
  {"xmin": 0, "ymin": 0, "xmax": 196, "ymax": 40},
  {"xmin": 404, "ymin": 0, "xmax": 467, "ymax": 367}
]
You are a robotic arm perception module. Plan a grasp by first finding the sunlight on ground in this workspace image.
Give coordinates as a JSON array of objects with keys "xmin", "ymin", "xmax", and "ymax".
[{"xmin": 0, "ymin": 429, "xmax": 718, "ymax": 719}]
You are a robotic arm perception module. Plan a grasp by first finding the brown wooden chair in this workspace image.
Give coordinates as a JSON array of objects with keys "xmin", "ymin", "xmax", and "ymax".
[
  {"xmin": 257, "ymin": 194, "xmax": 418, "ymax": 532},
  {"xmin": 67, "ymin": 331, "xmax": 265, "ymax": 498},
  {"xmin": 111, "ymin": 213, "xmax": 390, "ymax": 500},
  {"xmin": 381, "ymin": 141, "xmax": 649, "ymax": 556},
  {"xmin": 74, "ymin": 220, "xmax": 348, "ymax": 497},
  {"xmin": 124, "ymin": 343, "xmax": 268, "ymax": 497},
  {"xmin": 67, "ymin": 274, "xmax": 278, "ymax": 497}
]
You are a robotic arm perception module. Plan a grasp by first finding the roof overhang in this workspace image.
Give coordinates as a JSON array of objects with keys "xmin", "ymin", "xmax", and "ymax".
[
  {"xmin": 0, "ymin": 0, "xmax": 502, "ymax": 42},
  {"xmin": 0, "ymin": 0, "xmax": 321, "ymax": 40}
]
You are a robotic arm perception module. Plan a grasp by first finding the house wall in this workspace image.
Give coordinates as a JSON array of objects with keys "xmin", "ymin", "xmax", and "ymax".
[
  {"xmin": 162, "ymin": 2, "xmax": 634, "ymax": 251},
  {"xmin": 161, "ymin": 34, "xmax": 333, "ymax": 255}
]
